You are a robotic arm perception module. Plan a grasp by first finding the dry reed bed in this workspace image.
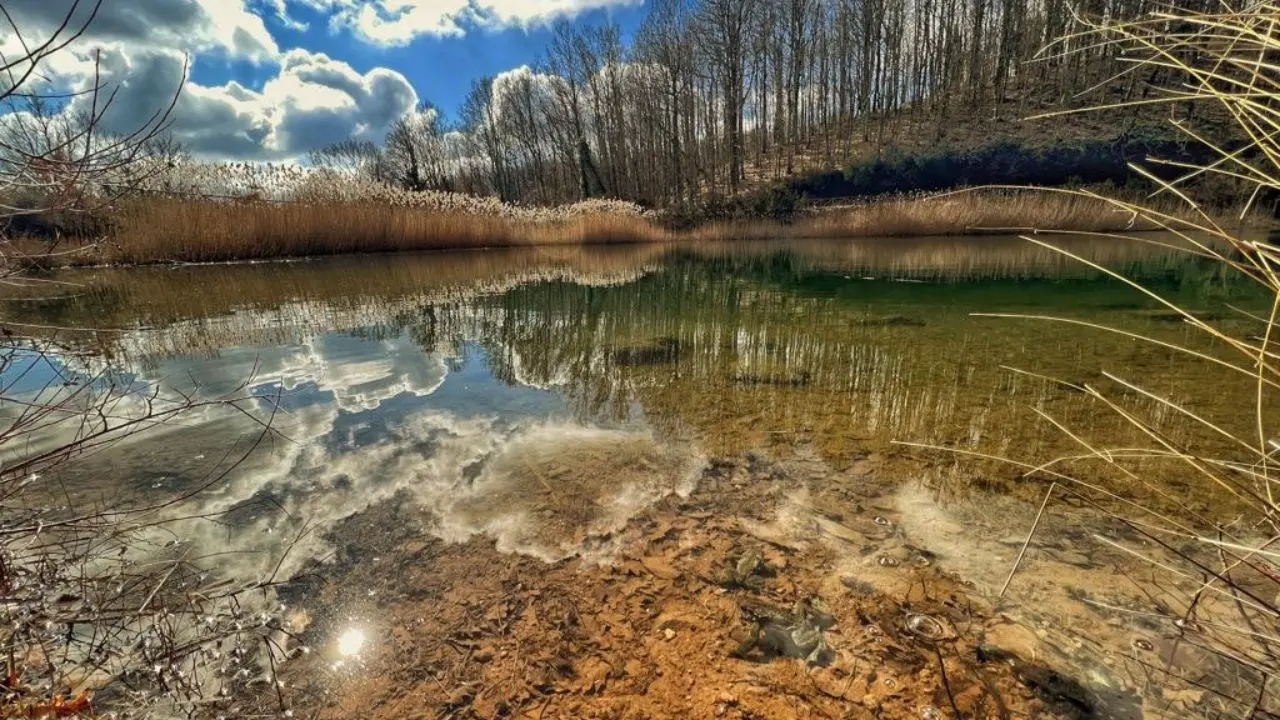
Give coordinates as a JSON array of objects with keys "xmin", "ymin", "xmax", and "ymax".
[{"xmin": 94, "ymin": 190, "xmax": 1187, "ymax": 265}]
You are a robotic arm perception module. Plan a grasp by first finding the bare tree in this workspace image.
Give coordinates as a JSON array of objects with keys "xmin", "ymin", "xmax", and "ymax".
[
  {"xmin": 0, "ymin": 0, "xmax": 183, "ymax": 272},
  {"xmin": 695, "ymin": 0, "xmax": 757, "ymax": 193},
  {"xmin": 634, "ymin": 0, "xmax": 694, "ymax": 205},
  {"xmin": 546, "ymin": 22, "xmax": 608, "ymax": 201},
  {"xmin": 461, "ymin": 77, "xmax": 516, "ymax": 202},
  {"xmin": 376, "ymin": 0, "xmax": 1204, "ymax": 208},
  {"xmin": 308, "ymin": 138, "xmax": 393, "ymax": 188},
  {"xmin": 381, "ymin": 102, "xmax": 455, "ymax": 192}
]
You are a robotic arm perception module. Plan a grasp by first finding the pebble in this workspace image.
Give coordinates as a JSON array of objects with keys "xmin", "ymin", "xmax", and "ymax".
[{"xmin": 663, "ymin": 628, "xmax": 677, "ymax": 641}]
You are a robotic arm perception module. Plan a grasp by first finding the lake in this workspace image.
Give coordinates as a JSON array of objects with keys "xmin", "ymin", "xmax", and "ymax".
[{"xmin": 2, "ymin": 235, "xmax": 1273, "ymax": 719}]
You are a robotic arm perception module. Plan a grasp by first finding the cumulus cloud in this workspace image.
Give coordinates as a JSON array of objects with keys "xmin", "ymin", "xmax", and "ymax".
[
  {"xmin": 1, "ymin": 1, "xmax": 422, "ymax": 160},
  {"xmin": 1, "ymin": 0, "xmax": 279, "ymax": 62},
  {"xmin": 0, "ymin": 0, "xmax": 639, "ymax": 161},
  {"xmin": 24, "ymin": 44, "xmax": 417, "ymax": 160},
  {"xmin": 294, "ymin": 0, "xmax": 643, "ymax": 46}
]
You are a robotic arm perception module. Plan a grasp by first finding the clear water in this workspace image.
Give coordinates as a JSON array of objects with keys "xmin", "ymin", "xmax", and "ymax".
[{"xmin": 2, "ymin": 235, "xmax": 1272, "ymax": 718}]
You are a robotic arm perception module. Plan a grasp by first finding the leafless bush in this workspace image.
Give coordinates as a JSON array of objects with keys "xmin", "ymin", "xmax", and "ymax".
[
  {"xmin": 0, "ymin": 334, "xmax": 305, "ymax": 717},
  {"xmin": 0, "ymin": 0, "xmax": 182, "ymax": 276},
  {"xmin": 0, "ymin": 4, "xmax": 299, "ymax": 718}
]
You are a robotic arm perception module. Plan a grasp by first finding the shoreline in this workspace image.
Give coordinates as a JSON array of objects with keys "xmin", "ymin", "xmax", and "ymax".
[
  {"xmin": 260, "ymin": 447, "xmax": 1210, "ymax": 719},
  {"xmin": 12, "ymin": 190, "xmax": 1251, "ymax": 269},
  {"xmin": 19, "ymin": 228, "xmax": 1183, "ymax": 272}
]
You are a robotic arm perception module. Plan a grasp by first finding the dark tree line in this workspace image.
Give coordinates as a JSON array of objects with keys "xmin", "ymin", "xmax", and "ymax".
[{"xmin": 316, "ymin": 0, "xmax": 1220, "ymax": 207}]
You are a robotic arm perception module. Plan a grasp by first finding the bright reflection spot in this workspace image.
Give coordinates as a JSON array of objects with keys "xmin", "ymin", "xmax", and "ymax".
[{"xmin": 337, "ymin": 628, "xmax": 365, "ymax": 657}]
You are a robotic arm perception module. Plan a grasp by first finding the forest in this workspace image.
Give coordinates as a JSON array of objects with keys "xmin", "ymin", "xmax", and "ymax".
[{"xmin": 318, "ymin": 0, "xmax": 1219, "ymax": 209}]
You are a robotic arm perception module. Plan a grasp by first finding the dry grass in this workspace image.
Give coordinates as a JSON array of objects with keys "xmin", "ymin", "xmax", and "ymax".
[
  {"xmin": 9, "ymin": 140, "xmax": 1245, "ymax": 265},
  {"xmin": 902, "ymin": 2, "xmax": 1280, "ymax": 714},
  {"xmin": 102, "ymin": 197, "xmax": 661, "ymax": 263},
  {"xmin": 799, "ymin": 188, "xmax": 1197, "ymax": 238},
  {"xmin": 45, "ymin": 189, "xmax": 1220, "ymax": 265}
]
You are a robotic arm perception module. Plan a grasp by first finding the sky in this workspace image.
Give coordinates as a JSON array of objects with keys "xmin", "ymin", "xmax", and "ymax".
[{"xmin": 2, "ymin": 0, "xmax": 650, "ymax": 161}]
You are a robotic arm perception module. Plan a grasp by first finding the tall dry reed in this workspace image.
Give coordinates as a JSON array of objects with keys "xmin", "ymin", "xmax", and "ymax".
[
  {"xmin": 91, "ymin": 189, "xmax": 1196, "ymax": 264},
  {"xmin": 904, "ymin": 3, "xmax": 1280, "ymax": 715}
]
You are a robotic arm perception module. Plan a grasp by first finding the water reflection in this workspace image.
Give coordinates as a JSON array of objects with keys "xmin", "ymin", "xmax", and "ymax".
[
  {"xmin": 7, "ymin": 237, "xmax": 1265, "ymax": 523},
  {"xmin": 7, "ymin": 239, "xmax": 1267, "ymax": 517},
  {"xmin": 2, "ymin": 236, "xmax": 1272, "ymax": 718}
]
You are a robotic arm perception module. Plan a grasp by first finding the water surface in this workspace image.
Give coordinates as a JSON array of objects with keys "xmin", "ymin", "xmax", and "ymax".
[{"xmin": 3, "ymin": 235, "xmax": 1271, "ymax": 718}]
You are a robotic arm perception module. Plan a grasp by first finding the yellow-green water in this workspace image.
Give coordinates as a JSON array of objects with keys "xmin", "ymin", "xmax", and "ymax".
[
  {"xmin": 5, "ymin": 235, "xmax": 1262, "ymax": 505},
  {"xmin": 3, "ymin": 235, "xmax": 1274, "ymax": 718}
]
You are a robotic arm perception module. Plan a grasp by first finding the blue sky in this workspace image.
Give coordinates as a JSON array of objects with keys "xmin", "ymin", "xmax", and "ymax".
[
  {"xmin": 191, "ymin": 1, "xmax": 649, "ymax": 122},
  {"xmin": 5, "ymin": 0, "xmax": 650, "ymax": 159},
  {"xmin": 276, "ymin": 2, "xmax": 644, "ymax": 121}
]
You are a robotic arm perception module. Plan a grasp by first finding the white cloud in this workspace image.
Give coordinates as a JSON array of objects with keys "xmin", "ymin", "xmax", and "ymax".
[
  {"xmin": 0, "ymin": 0, "xmax": 279, "ymax": 62},
  {"xmin": 292, "ymin": 0, "xmax": 643, "ymax": 46},
  {"xmin": 17, "ymin": 43, "xmax": 417, "ymax": 161},
  {"xmin": 253, "ymin": 0, "xmax": 310, "ymax": 32},
  {"xmin": 476, "ymin": 0, "xmax": 642, "ymax": 27},
  {"xmin": 0, "ymin": 0, "xmax": 644, "ymax": 161},
  {"xmin": 1, "ymin": 1, "xmax": 424, "ymax": 161}
]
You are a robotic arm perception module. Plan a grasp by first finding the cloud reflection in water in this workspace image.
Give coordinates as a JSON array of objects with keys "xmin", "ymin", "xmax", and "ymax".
[{"xmin": 92, "ymin": 324, "xmax": 702, "ymax": 587}]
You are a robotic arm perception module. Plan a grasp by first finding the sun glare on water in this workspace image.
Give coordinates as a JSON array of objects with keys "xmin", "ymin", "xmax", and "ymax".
[{"xmin": 337, "ymin": 628, "xmax": 365, "ymax": 657}]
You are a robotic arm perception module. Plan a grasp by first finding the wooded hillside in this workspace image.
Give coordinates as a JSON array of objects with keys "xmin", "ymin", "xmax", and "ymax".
[{"xmin": 321, "ymin": 0, "xmax": 1222, "ymax": 208}]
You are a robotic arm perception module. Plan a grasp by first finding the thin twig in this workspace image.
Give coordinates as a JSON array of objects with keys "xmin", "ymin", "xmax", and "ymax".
[
  {"xmin": 999, "ymin": 482, "xmax": 1056, "ymax": 599},
  {"xmin": 934, "ymin": 646, "xmax": 963, "ymax": 720}
]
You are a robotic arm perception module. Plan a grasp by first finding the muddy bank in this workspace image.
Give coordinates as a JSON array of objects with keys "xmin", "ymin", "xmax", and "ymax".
[{"xmin": 261, "ymin": 452, "xmax": 1129, "ymax": 720}]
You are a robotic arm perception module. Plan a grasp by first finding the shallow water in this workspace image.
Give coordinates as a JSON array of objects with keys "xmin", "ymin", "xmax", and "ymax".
[{"xmin": 3, "ymin": 235, "xmax": 1275, "ymax": 718}]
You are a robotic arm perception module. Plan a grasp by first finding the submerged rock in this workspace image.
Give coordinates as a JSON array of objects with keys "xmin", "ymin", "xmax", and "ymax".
[
  {"xmin": 731, "ymin": 597, "xmax": 836, "ymax": 666},
  {"xmin": 610, "ymin": 337, "xmax": 682, "ymax": 366}
]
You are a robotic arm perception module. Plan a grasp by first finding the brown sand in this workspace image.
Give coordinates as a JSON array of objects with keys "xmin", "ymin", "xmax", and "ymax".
[{"xmin": 269, "ymin": 452, "xmax": 1092, "ymax": 720}]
